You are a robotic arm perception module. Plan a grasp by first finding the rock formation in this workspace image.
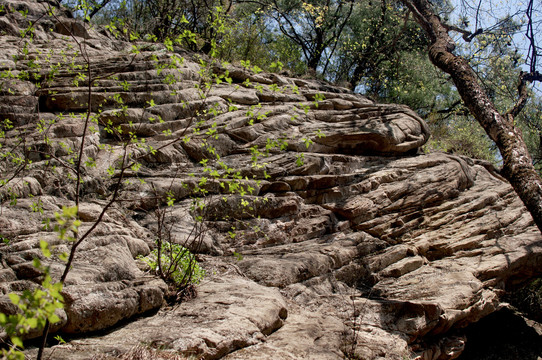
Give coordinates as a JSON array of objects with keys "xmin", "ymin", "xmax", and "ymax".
[{"xmin": 0, "ymin": 1, "xmax": 541, "ymax": 359}]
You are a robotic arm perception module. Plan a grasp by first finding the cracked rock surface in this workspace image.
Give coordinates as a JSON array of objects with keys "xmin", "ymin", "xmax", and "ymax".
[{"xmin": 1, "ymin": 1, "xmax": 541, "ymax": 359}]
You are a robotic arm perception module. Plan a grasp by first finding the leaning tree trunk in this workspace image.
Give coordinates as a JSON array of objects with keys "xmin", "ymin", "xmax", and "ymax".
[{"xmin": 401, "ymin": 0, "xmax": 542, "ymax": 233}]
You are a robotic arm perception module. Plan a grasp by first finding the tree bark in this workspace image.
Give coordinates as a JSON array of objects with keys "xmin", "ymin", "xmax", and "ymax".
[{"xmin": 402, "ymin": 0, "xmax": 542, "ymax": 233}]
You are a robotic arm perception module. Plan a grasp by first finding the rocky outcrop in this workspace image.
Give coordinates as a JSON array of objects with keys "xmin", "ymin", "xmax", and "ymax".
[{"xmin": 1, "ymin": 1, "xmax": 541, "ymax": 359}]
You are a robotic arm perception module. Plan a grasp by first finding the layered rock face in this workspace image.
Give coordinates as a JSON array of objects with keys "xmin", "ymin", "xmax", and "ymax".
[{"xmin": 1, "ymin": 1, "xmax": 541, "ymax": 359}]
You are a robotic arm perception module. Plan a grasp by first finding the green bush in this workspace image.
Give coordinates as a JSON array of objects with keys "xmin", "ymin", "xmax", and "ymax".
[
  {"xmin": 138, "ymin": 243, "xmax": 205, "ymax": 288},
  {"xmin": 425, "ymin": 115, "xmax": 498, "ymax": 163}
]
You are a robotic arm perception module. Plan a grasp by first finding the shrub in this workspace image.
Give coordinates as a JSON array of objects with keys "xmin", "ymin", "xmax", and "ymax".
[{"xmin": 138, "ymin": 242, "xmax": 205, "ymax": 289}]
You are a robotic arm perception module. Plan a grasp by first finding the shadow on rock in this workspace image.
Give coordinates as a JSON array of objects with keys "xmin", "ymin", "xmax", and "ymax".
[{"xmin": 458, "ymin": 307, "xmax": 542, "ymax": 360}]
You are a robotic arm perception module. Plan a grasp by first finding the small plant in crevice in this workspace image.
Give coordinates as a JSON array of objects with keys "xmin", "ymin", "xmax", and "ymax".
[
  {"xmin": 135, "ymin": 192, "xmax": 208, "ymax": 304},
  {"xmin": 138, "ymin": 241, "xmax": 205, "ymax": 303},
  {"xmin": 340, "ymin": 294, "xmax": 362, "ymax": 360},
  {"xmin": 340, "ymin": 282, "xmax": 378, "ymax": 360}
]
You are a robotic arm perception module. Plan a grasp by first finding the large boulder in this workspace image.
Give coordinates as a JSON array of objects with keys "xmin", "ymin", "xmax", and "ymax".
[{"xmin": 0, "ymin": 3, "xmax": 540, "ymax": 359}]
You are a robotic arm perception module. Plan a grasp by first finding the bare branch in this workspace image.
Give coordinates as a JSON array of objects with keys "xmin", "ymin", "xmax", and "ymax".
[
  {"xmin": 526, "ymin": 0, "xmax": 539, "ymax": 74},
  {"xmin": 506, "ymin": 70, "xmax": 542, "ymax": 118}
]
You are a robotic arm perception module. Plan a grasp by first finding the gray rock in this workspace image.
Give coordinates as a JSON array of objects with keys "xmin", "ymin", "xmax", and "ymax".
[
  {"xmin": 35, "ymin": 274, "xmax": 288, "ymax": 360},
  {"xmin": 0, "ymin": 4, "xmax": 541, "ymax": 360}
]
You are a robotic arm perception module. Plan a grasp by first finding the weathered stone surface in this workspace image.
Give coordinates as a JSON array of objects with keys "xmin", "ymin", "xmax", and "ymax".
[
  {"xmin": 222, "ymin": 309, "xmax": 347, "ymax": 360},
  {"xmin": 0, "ymin": 3, "xmax": 541, "ymax": 360},
  {"xmin": 33, "ymin": 274, "xmax": 288, "ymax": 360},
  {"xmin": 62, "ymin": 278, "xmax": 166, "ymax": 333}
]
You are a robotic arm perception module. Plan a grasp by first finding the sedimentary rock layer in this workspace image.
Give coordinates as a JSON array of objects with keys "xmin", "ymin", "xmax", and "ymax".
[{"xmin": 0, "ymin": 1, "xmax": 541, "ymax": 359}]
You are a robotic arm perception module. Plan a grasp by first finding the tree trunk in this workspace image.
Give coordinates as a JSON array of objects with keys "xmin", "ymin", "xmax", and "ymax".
[
  {"xmin": 307, "ymin": 29, "xmax": 325, "ymax": 71},
  {"xmin": 402, "ymin": 0, "xmax": 542, "ymax": 233}
]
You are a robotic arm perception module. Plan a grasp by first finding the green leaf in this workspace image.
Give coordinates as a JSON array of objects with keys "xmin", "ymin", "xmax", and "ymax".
[
  {"xmin": 40, "ymin": 240, "xmax": 51, "ymax": 258},
  {"xmin": 54, "ymin": 335, "xmax": 66, "ymax": 344},
  {"xmin": 26, "ymin": 317, "xmax": 38, "ymax": 328},
  {"xmin": 48, "ymin": 314, "xmax": 60, "ymax": 324},
  {"xmin": 8, "ymin": 293, "xmax": 20, "ymax": 305},
  {"xmin": 11, "ymin": 336, "xmax": 23, "ymax": 348}
]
